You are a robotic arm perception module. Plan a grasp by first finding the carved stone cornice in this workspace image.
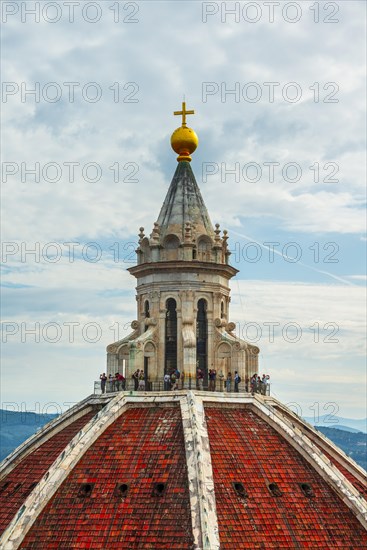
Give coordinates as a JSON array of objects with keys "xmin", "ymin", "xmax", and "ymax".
[{"xmin": 128, "ymin": 260, "xmax": 238, "ymax": 280}]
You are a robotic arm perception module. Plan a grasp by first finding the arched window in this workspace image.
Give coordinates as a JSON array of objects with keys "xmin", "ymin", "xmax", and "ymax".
[
  {"xmin": 163, "ymin": 234, "xmax": 180, "ymax": 261},
  {"xmin": 144, "ymin": 300, "xmax": 150, "ymax": 332},
  {"xmin": 165, "ymin": 298, "xmax": 177, "ymax": 373},
  {"xmin": 144, "ymin": 300, "xmax": 150, "ymax": 318},
  {"xmin": 197, "ymin": 236, "xmax": 212, "ymax": 262},
  {"xmin": 196, "ymin": 299, "xmax": 208, "ymax": 385},
  {"xmin": 140, "ymin": 238, "xmax": 151, "ymax": 262}
]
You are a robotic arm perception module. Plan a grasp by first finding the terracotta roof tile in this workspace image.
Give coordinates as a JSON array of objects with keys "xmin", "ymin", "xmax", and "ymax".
[
  {"xmin": 20, "ymin": 406, "xmax": 193, "ymax": 549},
  {"xmin": 205, "ymin": 406, "xmax": 367, "ymax": 549},
  {"xmin": 273, "ymin": 404, "xmax": 367, "ymax": 498},
  {"xmin": 0, "ymin": 409, "xmax": 96, "ymax": 535}
]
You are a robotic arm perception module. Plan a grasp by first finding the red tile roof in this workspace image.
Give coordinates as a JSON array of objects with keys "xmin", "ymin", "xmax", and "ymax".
[
  {"xmin": 0, "ymin": 409, "xmax": 96, "ymax": 535},
  {"xmin": 205, "ymin": 406, "xmax": 367, "ymax": 549},
  {"xmin": 20, "ymin": 406, "xmax": 193, "ymax": 549},
  {"xmin": 273, "ymin": 404, "xmax": 367, "ymax": 498}
]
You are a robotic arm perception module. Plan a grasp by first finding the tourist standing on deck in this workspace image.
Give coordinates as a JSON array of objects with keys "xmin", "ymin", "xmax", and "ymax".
[
  {"xmin": 138, "ymin": 371, "xmax": 145, "ymax": 391},
  {"xmin": 197, "ymin": 369, "xmax": 204, "ymax": 390},
  {"xmin": 100, "ymin": 373, "xmax": 107, "ymax": 394},
  {"xmin": 209, "ymin": 369, "xmax": 217, "ymax": 391},
  {"xmin": 132, "ymin": 369, "xmax": 140, "ymax": 391},
  {"xmin": 234, "ymin": 371, "xmax": 241, "ymax": 392}
]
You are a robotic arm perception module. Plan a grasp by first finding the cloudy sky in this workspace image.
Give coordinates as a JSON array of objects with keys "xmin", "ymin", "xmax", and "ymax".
[{"xmin": 1, "ymin": 0, "xmax": 366, "ymax": 421}]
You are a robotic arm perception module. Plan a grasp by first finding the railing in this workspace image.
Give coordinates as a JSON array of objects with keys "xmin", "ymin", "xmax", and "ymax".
[{"xmin": 94, "ymin": 379, "xmax": 270, "ymax": 396}]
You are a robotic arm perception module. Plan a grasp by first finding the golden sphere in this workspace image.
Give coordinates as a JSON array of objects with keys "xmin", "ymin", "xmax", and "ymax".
[{"xmin": 171, "ymin": 126, "xmax": 198, "ymax": 160}]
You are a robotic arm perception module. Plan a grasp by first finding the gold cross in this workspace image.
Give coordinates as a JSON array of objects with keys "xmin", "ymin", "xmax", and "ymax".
[{"xmin": 173, "ymin": 101, "xmax": 195, "ymax": 126}]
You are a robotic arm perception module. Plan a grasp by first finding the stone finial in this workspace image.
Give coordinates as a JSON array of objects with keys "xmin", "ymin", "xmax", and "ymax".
[
  {"xmin": 138, "ymin": 227, "xmax": 145, "ymax": 243},
  {"xmin": 222, "ymin": 230, "xmax": 228, "ymax": 249},
  {"xmin": 214, "ymin": 223, "xmax": 221, "ymax": 243},
  {"xmin": 150, "ymin": 222, "xmax": 160, "ymax": 243}
]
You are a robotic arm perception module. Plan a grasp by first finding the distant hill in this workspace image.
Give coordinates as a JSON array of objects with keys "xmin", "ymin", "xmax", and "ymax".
[
  {"xmin": 315, "ymin": 426, "xmax": 367, "ymax": 471},
  {"xmin": 303, "ymin": 415, "xmax": 367, "ymax": 433},
  {"xmin": 332, "ymin": 425, "xmax": 363, "ymax": 433},
  {"xmin": 0, "ymin": 409, "xmax": 58, "ymax": 462}
]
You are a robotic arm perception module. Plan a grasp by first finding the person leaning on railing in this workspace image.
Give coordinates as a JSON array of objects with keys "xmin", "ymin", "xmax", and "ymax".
[
  {"xmin": 208, "ymin": 368, "xmax": 217, "ymax": 391},
  {"xmin": 250, "ymin": 373, "xmax": 270, "ymax": 395}
]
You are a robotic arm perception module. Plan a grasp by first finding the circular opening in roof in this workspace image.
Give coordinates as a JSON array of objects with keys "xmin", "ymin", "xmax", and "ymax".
[
  {"xmin": 268, "ymin": 482, "xmax": 282, "ymax": 497},
  {"xmin": 79, "ymin": 483, "xmax": 94, "ymax": 497},
  {"xmin": 232, "ymin": 482, "xmax": 247, "ymax": 498},
  {"xmin": 300, "ymin": 483, "xmax": 314, "ymax": 497},
  {"xmin": 153, "ymin": 482, "xmax": 166, "ymax": 496},
  {"xmin": 115, "ymin": 483, "xmax": 129, "ymax": 497},
  {"xmin": 0, "ymin": 482, "xmax": 10, "ymax": 493}
]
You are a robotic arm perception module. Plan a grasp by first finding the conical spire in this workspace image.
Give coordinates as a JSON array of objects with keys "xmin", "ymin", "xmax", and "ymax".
[{"xmin": 157, "ymin": 160, "xmax": 214, "ymax": 241}]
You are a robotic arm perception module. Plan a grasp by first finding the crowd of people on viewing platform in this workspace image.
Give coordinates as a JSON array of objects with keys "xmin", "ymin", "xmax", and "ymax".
[
  {"xmin": 99, "ymin": 370, "xmax": 270, "ymax": 395},
  {"xmin": 99, "ymin": 372, "xmax": 126, "ymax": 393},
  {"xmin": 204, "ymin": 370, "xmax": 270, "ymax": 394}
]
